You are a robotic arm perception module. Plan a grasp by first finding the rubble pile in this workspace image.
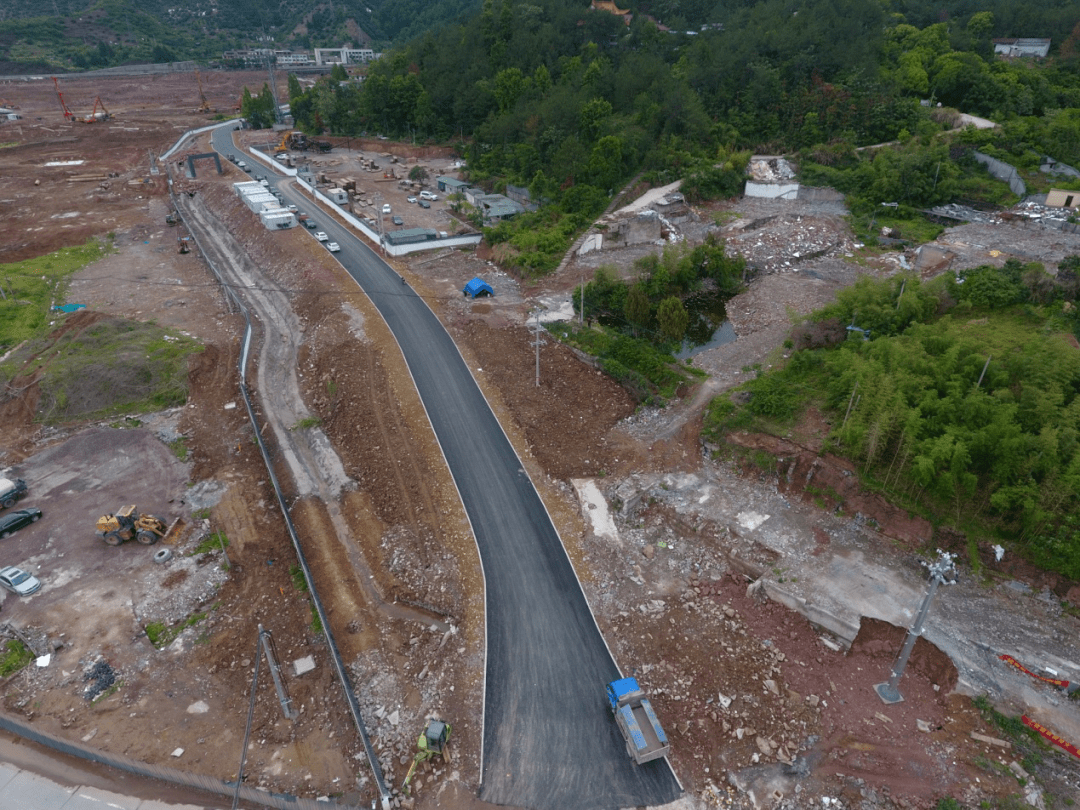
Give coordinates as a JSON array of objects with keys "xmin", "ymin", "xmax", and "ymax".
[
  {"xmin": 724, "ymin": 213, "xmax": 854, "ymax": 274},
  {"xmin": 748, "ymin": 157, "xmax": 798, "ymax": 184}
]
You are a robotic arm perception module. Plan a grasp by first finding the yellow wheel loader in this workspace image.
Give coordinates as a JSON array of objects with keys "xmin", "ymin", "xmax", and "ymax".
[{"xmin": 96, "ymin": 505, "xmax": 167, "ymax": 546}]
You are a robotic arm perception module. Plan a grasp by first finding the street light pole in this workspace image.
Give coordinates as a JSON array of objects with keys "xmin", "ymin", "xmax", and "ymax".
[{"xmin": 874, "ymin": 551, "xmax": 958, "ymax": 704}]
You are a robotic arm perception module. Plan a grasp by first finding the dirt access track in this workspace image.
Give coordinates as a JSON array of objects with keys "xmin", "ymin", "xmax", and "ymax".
[{"xmin": 1, "ymin": 70, "xmax": 1079, "ymax": 810}]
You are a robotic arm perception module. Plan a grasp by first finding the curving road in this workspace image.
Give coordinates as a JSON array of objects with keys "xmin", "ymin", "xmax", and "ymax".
[{"xmin": 212, "ymin": 129, "xmax": 681, "ymax": 810}]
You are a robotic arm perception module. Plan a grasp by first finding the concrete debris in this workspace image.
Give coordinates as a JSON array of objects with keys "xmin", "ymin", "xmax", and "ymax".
[
  {"xmin": 1025, "ymin": 784, "xmax": 1047, "ymax": 810},
  {"xmin": 293, "ymin": 655, "xmax": 316, "ymax": 676},
  {"xmin": 970, "ymin": 731, "xmax": 1011, "ymax": 748},
  {"xmin": 186, "ymin": 700, "xmax": 209, "ymax": 714},
  {"xmin": 928, "ymin": 203, "xmax": 995, "ymax": 224},
  {"xmin": 171, "ymin": 747, "xmax": 184, "ymax": 757},
  {"xmin": 1009, "ymin": 760, "xmax": 1030, "ymax": 780}
]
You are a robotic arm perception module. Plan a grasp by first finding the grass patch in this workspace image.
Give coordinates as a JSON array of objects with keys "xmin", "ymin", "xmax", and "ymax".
[
  {"xmin": 1, "ymin": 316, "xmax": 202, "ymax": 425},
  {"xmin": 310, "ymin": 603, "xmax": 323, "ymax": 633},
  {"xmin": 713, "ymin": 211, "xmax": 742, "ymax": 226},
  {"xmin": 192, "ymin": 508, "xmax": 211, "ymax": 520},
  {"xmin": 190, "ymin": 532, "xmax": 229, "ymax": 555},
  {"xmin": 108, "ymin": 417, "xmax": 143, "ymax": 429},
  {"xmin": 0, "ymin": 237, "xmax": 114, "ymax": 349},
  {"xmin": 290, "ymin": 564, "xmax": 308, "ymax": 592},
  {"xmin": 849, "ymin": 210, "xmax": 945, "ymax": 247},
  {"xmin": 144, "ymin": 610, "xmax": 210, "ymax": 650},
  {"xmin": 0, "ymin": 639, "xmax": 33, "ymax": 677},
  {"xmin": 291, "ymin": 416, "xmax": 321, "ymax": 430},
  {"xmin": 167, "ymin": 437, "xmax": 189, "ymax": 461}
]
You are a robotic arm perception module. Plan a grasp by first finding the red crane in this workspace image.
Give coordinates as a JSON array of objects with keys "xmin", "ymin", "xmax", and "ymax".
[{"xmin": 52, "ymin": 76, "xmax": 74, "ymax": 121}]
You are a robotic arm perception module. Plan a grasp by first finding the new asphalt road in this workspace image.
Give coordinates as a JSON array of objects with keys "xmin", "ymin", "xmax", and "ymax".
[{"xmin": 212, "ymin": 129, "xmax": 680, "ymax": 810}]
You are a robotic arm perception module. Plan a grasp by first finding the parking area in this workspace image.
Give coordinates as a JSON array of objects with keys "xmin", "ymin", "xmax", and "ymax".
[
  {"xmin": 249, "ymin": 136, "xmax": 470, "ymax": 237},
  {"xmin": 0, "ymin": 422, "xmax": 219, "ymax": 675}
]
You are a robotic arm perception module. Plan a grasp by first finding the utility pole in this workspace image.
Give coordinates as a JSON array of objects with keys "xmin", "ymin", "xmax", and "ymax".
[
  {"xmin": 874, "ymin": 551, "xmax": 958, "ymax": 704},
  {"xmin": 580, "ymin": 271, "xmax": 584, "ymax": 327}
]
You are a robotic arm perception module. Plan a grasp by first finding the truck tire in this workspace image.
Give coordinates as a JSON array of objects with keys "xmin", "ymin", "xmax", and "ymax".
[
  {"xmin": 103, "ymin": 534, "xmax": 122, "ymax": 546},
  {"xmin": 137, "ymin": 531, "xmax": 158, "ymax": 545},
  {"xmin": 153, "ymin": 548, "xmax": 173, "ymax": 564}
]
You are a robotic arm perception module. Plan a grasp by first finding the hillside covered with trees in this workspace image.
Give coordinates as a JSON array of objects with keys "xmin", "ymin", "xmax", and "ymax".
[{"xmin": 281, "ymin": 0, "xmax": 1080, "ymax": 273}]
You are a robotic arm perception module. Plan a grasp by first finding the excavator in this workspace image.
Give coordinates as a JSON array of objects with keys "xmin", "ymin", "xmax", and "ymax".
[
  {"xmin": 81, "ymin": 97, "xmax": 110, "ymax": 123},
  {"xmin": 95, "ymin": 505, "xmax": 167, "ymax": 546},
  {"xmin": 401, "ymin": 719, "xmax": 451, "ymax": 795},
  {"xmin": 275, "ymin": 130, "xmax": 307, "ymax": 154}
]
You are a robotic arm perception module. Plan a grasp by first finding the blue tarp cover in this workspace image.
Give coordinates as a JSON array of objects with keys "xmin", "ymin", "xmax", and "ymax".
[
  {"xmin": 463, "ymin": 277, "xmax": 494, "ymax": 298},
  {"xmin": 53, "ymin": 303, "xmax": 86, "ymax": 313}
]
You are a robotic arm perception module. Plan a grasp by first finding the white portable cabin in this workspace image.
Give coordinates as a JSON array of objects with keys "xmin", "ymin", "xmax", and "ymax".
[{"xmin": 260, "ymin": 211, "xmax": 297, "ymax": 230}]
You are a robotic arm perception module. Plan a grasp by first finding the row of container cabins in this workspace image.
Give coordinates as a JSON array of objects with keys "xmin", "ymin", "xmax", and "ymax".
[{"xmin": 232, "ymin": 181, "xmax": 299, "ymax": 230}]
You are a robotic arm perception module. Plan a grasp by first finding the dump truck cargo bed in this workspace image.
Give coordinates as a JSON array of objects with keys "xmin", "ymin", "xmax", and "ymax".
[
  {"xmin": 606, "ymin": 677, "xmax": 670, "ymax": 764},
  {"xmin": 615, "ymin": 699, "xmax": 668, "ymax": 763}
]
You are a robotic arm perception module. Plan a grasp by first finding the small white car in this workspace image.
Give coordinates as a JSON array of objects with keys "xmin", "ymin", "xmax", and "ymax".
[
  {"xmin": 327, "ymin": 242, "xmax": 341, "ymax": 252},
  {"xmin": 419, "ymin": 190, "xmax": 438, "ymax": 201},
  {"xmin": 381, "ymin": 203, "xmax": 392, "ymax": 214},
  {"xmin": 407, "ymin": 196, "xmax": 417, "ymax": 204},
  {"xmin": 287, "ymin": 204, "xmax": 298, "ymax": 213},
  {"xmin": 315, "ymin": 231, "xmax": 329, "ymax": 242},
  {"xmin": 0, "ymin": 566, "xmax": 40, "ymax": 596}
]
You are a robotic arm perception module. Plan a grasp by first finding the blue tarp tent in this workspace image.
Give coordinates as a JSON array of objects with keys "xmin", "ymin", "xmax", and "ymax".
[
  {"xmin": 53, "ymin": 303, "xmax": 86, "ymax": 313},
  {"xmin": 462, "ymin": 277, "xmax": 494, "ymax": 298}
]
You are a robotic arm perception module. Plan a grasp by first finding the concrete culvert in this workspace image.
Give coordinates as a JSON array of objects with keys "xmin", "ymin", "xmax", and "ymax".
[{"xmin": 153, "ymin": 548, "xmax": 173, "ymax": 564}]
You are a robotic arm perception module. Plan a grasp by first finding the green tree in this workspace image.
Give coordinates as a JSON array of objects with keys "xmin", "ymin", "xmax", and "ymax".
[
  {"xmin": 409, "ymin": 165, "xmax": 430, "ymax": 183},
  {"xmin": 657, "ymin": 297, "xmax": 689, "ymax": 343},
  {"xmin": 330, "ymin": 63, "xmax": 348, "ymax": 82},
  {"xmin": 288, "ymin": 74, "xmax": 303, "ymax": 104},
  {"xmin": 625, "ymin": 284, "xmax": 652, "ymax": 336},
  {"xmin": 494, "ymin": 67, "xmax": 527, "ymax": 114}
]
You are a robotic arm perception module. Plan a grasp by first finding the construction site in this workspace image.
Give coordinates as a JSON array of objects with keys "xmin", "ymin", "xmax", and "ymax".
[{"xmin": 0, "ymin": 68, "xmax": 1079, "ymax": 810}]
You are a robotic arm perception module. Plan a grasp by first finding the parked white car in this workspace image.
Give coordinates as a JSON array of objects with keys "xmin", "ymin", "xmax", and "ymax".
[
  {"xmin": 315, "ymin": 231, "xmax": 329, "ymax": 242},
  {"xmin": 0, "ymin": 566, "xmax": 40, "ymax": 596},
  {"xmin": 381, "ymin": 203, "xmax": 392, "ymax": 214},
  {"xmin": 407, "ymin": 196, "xmax": 417, "ymax": 204},
  {"xmin": 419, "ymin": 190, "xmax": 438, "ymax": 201},
  {"xmin": 327, "ymin": 242, "xmax": 341, "ymax": 253}
]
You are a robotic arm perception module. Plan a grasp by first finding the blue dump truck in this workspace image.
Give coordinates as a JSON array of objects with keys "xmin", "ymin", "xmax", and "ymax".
[{"xmin": 606, "ymin": 678, "xmax": 670, "ymax": 764}]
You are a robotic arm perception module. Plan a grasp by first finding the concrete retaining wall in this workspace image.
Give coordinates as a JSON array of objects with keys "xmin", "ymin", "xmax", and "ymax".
[{"xmin": 745, "ymin": 181, "xmax": 800, "ymax": 199}]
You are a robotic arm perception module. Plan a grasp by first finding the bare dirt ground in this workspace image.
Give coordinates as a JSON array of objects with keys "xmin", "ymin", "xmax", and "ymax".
[{"xmin": 1, "ymin": 70, "xmax": 1079, "ymax": 810}]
